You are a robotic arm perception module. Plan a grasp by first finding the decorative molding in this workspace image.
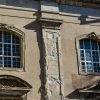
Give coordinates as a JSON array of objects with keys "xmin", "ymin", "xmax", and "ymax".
[
  {"xmin": 79, "ymin": 80, "xmax": 100, "ymax": 94},
  {"xmin": 40, "ymin": 18, "xmax": 63, "ymax": 29},
  {"xmin": 0, "ymin": 23, "xmax": 25, "ymax": 70},
  {"xmin": 0, "ymin": 23, "xmax": 25, "ymax": 36},
  {"xmin": 42, "ymin": 28, "xmax": 64, "ymax": 100},
  {"xmin": 40, "ymin": 0, "xmax": 100, "ymax": 8},
  {"xmin": 87, "ymin": 32, "xmax": 99, "ymax": 40},
  {"xmin": 47, "ymin": 31, "xmax": 59, "ymax": 58},
  {"xmin": 76, "ymin": 32, "xmax": 100, "ymax": 42},
  {"xmin": 0, "ymin": 75, "xmax": 32, "ymax": 90},
  {"xmin": 0, "ymin": 75, "xmax": 32, "ymax": 97}
]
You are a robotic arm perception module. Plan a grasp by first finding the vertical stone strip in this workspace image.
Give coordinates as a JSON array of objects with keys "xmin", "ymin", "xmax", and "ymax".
[
  {"xmin": 40, "ymin": 2, "xmax": 64, "ymax": 100},
  {"xmin": 41, "ymin": 20, "xmax": 63, "ymax": 100}
]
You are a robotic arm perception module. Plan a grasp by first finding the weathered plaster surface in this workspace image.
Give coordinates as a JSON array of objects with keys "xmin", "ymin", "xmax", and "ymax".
[{"xmin": 0, "ymin": 1, "xmax": 99, "ymax": 100}]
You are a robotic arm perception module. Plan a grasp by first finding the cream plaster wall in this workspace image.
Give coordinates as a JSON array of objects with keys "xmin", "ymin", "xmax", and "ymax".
[
  {"xmin": 0, "ymin": 1, "xmax": 100, "ymax": 100},
  {"xmin": 61, "ymin": 16, "xmax": 100, "ymax": 100},
  {"xmin": 0, "ymin": 3, "xmax": 42, "ymax": 100}
]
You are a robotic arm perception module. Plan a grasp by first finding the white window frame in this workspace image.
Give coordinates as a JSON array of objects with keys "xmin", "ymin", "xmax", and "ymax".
[
  {"xmin": 76, "ymin": 33, "xmax": 100, "ymax": 75},
  {"xmin": 0, "ymin": 30, "xmax": 21, "ymax": 68}
]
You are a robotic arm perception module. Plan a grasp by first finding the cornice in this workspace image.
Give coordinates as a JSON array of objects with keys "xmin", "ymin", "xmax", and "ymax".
[
  {"xmin": 39, "ymin": 0, "xmax": 100, "ymax": 8},
  {"xmin": 40, "ymin": 18, "xmax": 63, "ymax": 29}
]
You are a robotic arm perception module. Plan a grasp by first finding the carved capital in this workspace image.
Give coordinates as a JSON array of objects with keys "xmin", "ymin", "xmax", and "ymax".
[{"xmin": 40, "ymin": 18, "xmax": 63, "ymax": 29}]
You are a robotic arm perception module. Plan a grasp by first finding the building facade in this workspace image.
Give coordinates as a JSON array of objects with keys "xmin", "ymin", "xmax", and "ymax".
[{"xmin": 0, "ymin": 0, "xmax": 99, "ymax": 100}]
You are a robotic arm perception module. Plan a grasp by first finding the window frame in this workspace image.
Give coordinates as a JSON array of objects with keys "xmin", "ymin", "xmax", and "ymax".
[
  {"xmin": 0, "ymin": 28, "xmax": 25, "ymax": 71},
  {"xmin": 76, "ymin": 33, "xmax": 100, "ymax": 75},
  {"xmin": 0, "ymin": 97, "xmax": 22, "ymax": 100},
  {"xmin": 0, "ymin": 75, "xmax": 32, "ymax": 100}
]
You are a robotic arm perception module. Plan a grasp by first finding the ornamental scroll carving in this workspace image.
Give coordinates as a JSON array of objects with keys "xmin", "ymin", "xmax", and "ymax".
[
  {"xmin": 47, "ymin": 39, "xmax": 57, "ymax": 57},
  {"xmin": 47, "ymin": 31, "xmax": 59, "ymax": 58},
  {"xmin": 41, "ymin": 17, "xmax": 63, "ymax": 100},
  {"xmin": 87, "ymin": 32, "xmax": 98, "ymax": 39}
]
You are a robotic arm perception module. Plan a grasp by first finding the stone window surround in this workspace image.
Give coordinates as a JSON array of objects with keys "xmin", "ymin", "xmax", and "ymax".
[
  {"xmin": 0, "ymin": 75, "xmax": 32, "ymax": 100},
  {"xmin": 75, "ymin": 32, "xmax": 100, "ymax": 75},
  {"xmin": 0, "ymin": 23, "xmax": 25, "ymax": 71},
  {"xmin": 0, "ymin": 97, "xmax": 22, "ymax": 100}
]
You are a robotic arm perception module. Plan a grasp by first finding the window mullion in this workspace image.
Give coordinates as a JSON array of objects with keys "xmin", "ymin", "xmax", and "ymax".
[
  {"xmin": 83, "ymin": 40, "xmax": 87, "ymax": 72},
  {"xmin": 90, "ymin": 40, "xmax": 94, "ymax": 72},
  {"xmin": 97, "ymin": 41, "xmax": 100, "ymax": 72},
  {"xmin": 11, "ymin": 32, "xmax": 13, "ymax": 68},
  {"xmin": 2, "ymin": 31, "xmax": 4, "ymax": 68},
  {"xmin": 84, "ymin": 50, "xmax": 87, "ymax": 72}
]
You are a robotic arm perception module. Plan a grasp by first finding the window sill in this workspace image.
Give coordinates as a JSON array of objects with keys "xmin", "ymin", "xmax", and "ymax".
[
  {"xmin": 0, "ymin": 67, "xmax": 24, "ymax": 72},
  {"xmin": 79, "ymin": 71, "xmax": 100, "ymax": 76}
]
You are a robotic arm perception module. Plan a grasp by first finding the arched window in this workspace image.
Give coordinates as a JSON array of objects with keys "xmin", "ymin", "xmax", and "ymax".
[
  {"xmin": 77, "ymin": 32, "xmax": 100, "ymax": 73},
  {"xmin": 0, "ymin": 75, "xmax": 32, "ymax": 100},
  {"xmin": 0, "ymin": 30, "xmax": 21, "ymax": 68},
  {"xmin": 80, "ymin": 39, "xmax": 100, "ymax": 73}
]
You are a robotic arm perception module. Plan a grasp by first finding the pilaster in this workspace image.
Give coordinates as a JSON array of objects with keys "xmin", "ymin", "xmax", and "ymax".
[{"xmin": 40, "ymin": 1, "xmax": 64, "ymax": 100}]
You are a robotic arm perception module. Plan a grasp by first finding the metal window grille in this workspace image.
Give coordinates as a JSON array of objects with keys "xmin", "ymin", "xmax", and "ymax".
[
  {"xmin": 0, "ymin": 30, "xmax": 20, "ymax": 68},
  {"xmin": 79, "ymin": 39, "xmax": 100, "ymax": 73}
]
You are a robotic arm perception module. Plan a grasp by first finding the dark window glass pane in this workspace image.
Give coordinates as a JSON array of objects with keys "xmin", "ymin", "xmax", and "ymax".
[
  {"xmin": 4, "ymin": 32, "xmax": 11, "ymax": 43},
  {"xmin": 79, "ymin": 40, "xmax": 84, "ymax": 49},
  {"xmin": 81, "ymin": 54, "xmax": 84, "ymax": 57},
  {"xmin": 86, "ymin": 62, "xmax": 93, "ymax": 72},
  {"xmin": 12, "ymin": 45, "xmax": 20, "ymax": 56},
  {"xmin": 80, "ymin": 50, "xmax": 84, "ymax": 56},
  {"xmin": 81, "ymin": 66, "xmax": 85, "ymax": 70},
  {"xmin": 92, "ymin": 63, "xmax": 100, "ymax": 72},
  {"xmin": 12, "ymin": 57, "xmax": 20, "ymax": 68},
  {"xmin": 12, "ymin": 34, "xmax": 20, "ymax": 44},
  {"xmin": 86, "ymin": 65, "xmax": 93, "ymax": 72},
  {"xmin": 91, "ymin": 40, "xmax": 98, "ymax": 50},
  {"xmin": 92, "ymin": 51, "xmax": 99, "ymax": 62},
  {"xmin": 98, "ymin": 43, "xmax": 100, "ymax": 50},
  {"xmin": 87, "ymin": 69, "xmax": 93, "ymax": 72},
  {"xmin": 0, "ymin": 44, "xmax": 2, "ymax": 55},
  {"xmin": 0, "ymin": 32, "xmax": 2, "ymax": 42},
  {"xmin": 85, "ymin": 50, "xmax": 91, "ymax": 58},
  {"xmin": 0, "ymin": 57, "xmax": 3, "ymax": 67},
  {"xmin": 0, "ymin": 44, "xmax": 2, "ymax": 48},
  {"xmin": 81, "ymin": 57, "xmax": 85, "ymax": 61},
  {"xmin": 86, "ymin": 62, "xmax": 92, "ymax": 66},
  {"xmin": 4, "ymin": 57, "xmax": 11, "ymax": 67},
  {"xmin": 81, "ymin": 62, "xmax": 85, "ymax": 66},
  {"xmin": 94, "ymin": 63, "xmax": 100, "ymax": 72},
  {"xmin": 80, "ymin": 50, "xmax": 84, "ymax": 54},
  {"xmin": 80, "ymin": 50, "xmax": 85, "ymax": 61},
  {"xmin": 86, "ymin": 57, "xmax": 92, "ymax": 61},
  {"xmin": 4, "ymin": 44, "xmax": 11, "ymax": 56},
  {"xmin": 84, "ymin": 39, "xmax": 90, "ymax": 49}
]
